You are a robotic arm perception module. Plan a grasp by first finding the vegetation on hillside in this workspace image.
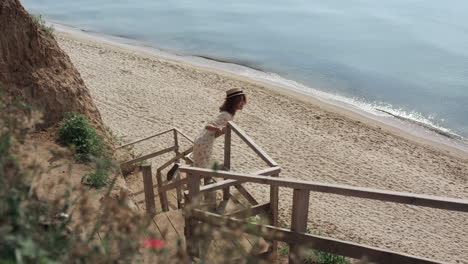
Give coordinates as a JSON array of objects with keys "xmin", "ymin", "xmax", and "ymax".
[
  {"xmin": 56, "ymin": 112, "xmax": 114, "ymax": 188},
  {"xmin": 31, "ymin": 14, "xmax": 54, "ymax": 37},
  {"xmin": 0, "ymin": 93, "xmax": 168, "ymax": 263},
  {"xmin": 57, "ymin": 112, "xmax": 104, "ymax": 161},
  {"xmin": 277, "ymin": 226, "xmax": 351, "ymax": 264}
]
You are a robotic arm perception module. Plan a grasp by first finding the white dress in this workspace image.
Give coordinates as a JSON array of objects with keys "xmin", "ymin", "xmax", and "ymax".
[{"xmin": 192, "ymin": 111, "xmax": 233, "ymax": 168}]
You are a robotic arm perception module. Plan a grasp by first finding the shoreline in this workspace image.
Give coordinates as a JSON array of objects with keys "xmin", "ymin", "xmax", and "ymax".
[
  {"xmin": 54, "ymin": 27, "xmax": 468, "ymax": 263},
  {"xmin": 53, "ymin": 23, "xmax": 468, "ymax": 159}
]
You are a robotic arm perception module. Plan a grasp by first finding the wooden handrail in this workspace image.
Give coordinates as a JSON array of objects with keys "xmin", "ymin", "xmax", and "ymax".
[
  {"xmin": 174, "ymin": 128, "xmax": 194, "ymax": 143},
  {"xmin": 200, "ymin": 179, "xmax": 238, "ymax": 194},
  {"xmin": 228, "ymin": 121, "xmax": 278, "ymax": 167},
  {"xmin": 198, "ymin": 167, "xmax": 281, "ymax": 194},
  {"xmin": 181, "ymin": 122, "xmax": 455, "ymax": 263},
  {"xmin": 190, "ymin": 209, "xmax": 441, "ymax": 264},
  {"xmin": 157, "ymin": 146, "xmax": 193, "ymax": 172},
  {"xmin": 128, "ymin": 175, "xmax": 188, "ymax": 198},
  {"xmin": 179, "ymin": 166, "xmax": 468, "ymax": 213},
  {"xmin": 226, "ymin": 202, "xmax": 271, "ymax": 218},
  {"xmin": 251, "ymin": 166, "xmax": 281, "ymax": 176},
  {"xmin": 157, "ymin": 177, "xmax": 188, "ymax": 194},
  {"xmin": 114, "ymin": 128, "xmax": 174, "ymax": 150},
  {"xmin": 120, "ymin": 146, "xmax": 176, "ymax": 167}
]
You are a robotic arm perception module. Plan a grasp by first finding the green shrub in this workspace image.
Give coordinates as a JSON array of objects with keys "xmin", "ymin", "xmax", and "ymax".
[
  {"xmin": 278, "ymin": 227, "xmax": 351, "ymax": 264},
  {"xmin": 308, "ymin": 250, "xmax": 350, "ymax": 264},
  {"xmin": 31, "ymin": 14, "xmax": 54, "ymax": 38},
  {"xmin": 57, "ymin": 112, "xmax": 103, "ymax": 161},
  {"xmin": 305, "ymin": 229, "xmax": 351, "ymax": 264},
  {"xmin": 81, "ymin": 158, "xmax": 112, "ymax": 189},
  {"xmin": 246, "ymin": 215, "xmax": 268, "ymax": 225},
  {"xmin": 279, "ymin": 245, "xmax": 289, "ymax": 257}
]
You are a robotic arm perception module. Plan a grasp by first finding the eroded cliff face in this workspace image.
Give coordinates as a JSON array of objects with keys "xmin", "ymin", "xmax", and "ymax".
[{"xmin": 0, "ymin": 0, "xmax": 104, "ymax": 132}]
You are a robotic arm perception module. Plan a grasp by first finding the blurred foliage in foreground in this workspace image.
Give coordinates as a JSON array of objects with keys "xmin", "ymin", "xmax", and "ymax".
[{"xmin": 0, "ymin": 92, "xmax": 173, "ymax": 263}]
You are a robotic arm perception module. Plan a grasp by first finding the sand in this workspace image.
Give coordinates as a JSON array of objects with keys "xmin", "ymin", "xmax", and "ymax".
[{"xmin": 55, "ymin": 31, "xmax": 468, "ymax": 263}]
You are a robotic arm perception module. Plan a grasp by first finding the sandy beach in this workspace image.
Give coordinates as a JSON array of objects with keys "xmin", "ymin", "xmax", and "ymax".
[{"xmin": 55, "ymin": 30, "xmax": 468, "ymax": 263}]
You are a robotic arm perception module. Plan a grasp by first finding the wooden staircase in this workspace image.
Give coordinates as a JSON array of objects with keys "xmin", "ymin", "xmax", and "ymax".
[
  {"xmin": 134, "ymin": 178, "xmax": 270, "ymax": 263},
  {"xmin": 120, "ymin": 124, "xmax": 275, "ymax": 262},
  {"xmin": 117, "ymin": 123, "xmax": 467, "ymax": 264}
]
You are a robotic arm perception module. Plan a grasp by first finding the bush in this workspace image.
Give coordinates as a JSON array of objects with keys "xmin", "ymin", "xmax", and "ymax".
[
  {"xmin": 309, "ymin": 250, "xmax": 350, "ymax": 264},
  {"xmin": 305, "ymin": 228, "xmax": 351, "ymax": 264},
  {"xmin": 279, "ymin": 245, "xmax": 289, "ymax": 257},
  {"xmin": 81, "ymin": 158, "xmax": 112, "ymax": 189},
  {"xmin": 57, "ymin": 112, "xmax": 103, "ymax": 161},
  {"xmin": 277, "ymin": 227, "xmax": 351, "ymax": 264},
  {"xmin": 31, "ymin": 14, "xmax": 54, "ymax": 38}
]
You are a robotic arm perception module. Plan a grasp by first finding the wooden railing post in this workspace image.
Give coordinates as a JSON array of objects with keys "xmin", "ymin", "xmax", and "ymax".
[
  {"xmin": 187, "ymin": 173, "xmax": 201, "ymax": 206},
  {"xmin": 155, "ymin": 170, "xmax": 169, "ymax": 212},
  {"xmin": 185, "ymin": 173, "xmax": 201, "ymax": 257},
  {"xmin": 173, "ymin": 128, "xmax": 179, "ymax": 153},
  {"xmin": 141, "ymin": 165, "xmax": 156, "ymax": 217},
  {"xmin": 269, "ymin": 172, "xmax": 279, "ymax": 256},
  {"xmin": 223, "ymin": 125, "xmax": 231, "ymax": 200},
  {"xmin": 173, "ymin": 129, "xmax": 183, "ymax": 209},
  {"xmin": 289, "ymin": 189, "xmax": 310, "ymax": 264}
]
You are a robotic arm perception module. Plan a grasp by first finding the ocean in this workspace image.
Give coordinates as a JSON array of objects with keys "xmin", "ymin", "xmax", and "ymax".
[{"xmin": 21, "ymin": 0, "xmax": 468, "ymax": 147}]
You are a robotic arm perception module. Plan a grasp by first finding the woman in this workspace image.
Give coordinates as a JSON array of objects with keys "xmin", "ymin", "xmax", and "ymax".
[
  {"xmin": 167, "ymin": 88, "xmax": 246, "ymax": 180},
  {"xmin": 192, "ymin": 88, "xmax": 246, "ymax": 169}
]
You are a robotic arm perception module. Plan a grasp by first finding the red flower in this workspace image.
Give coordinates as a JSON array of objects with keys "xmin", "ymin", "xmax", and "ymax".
[{"xmin": 144, "ymin": 237, "xmax": 165, "ymax": 249}]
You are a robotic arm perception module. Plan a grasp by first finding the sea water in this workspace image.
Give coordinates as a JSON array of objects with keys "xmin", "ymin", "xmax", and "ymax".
[{"xmin": 21, "ymin": 0, "xmax": 468, "ymax": 144}]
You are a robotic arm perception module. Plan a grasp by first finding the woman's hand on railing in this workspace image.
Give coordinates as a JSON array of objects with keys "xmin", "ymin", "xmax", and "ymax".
[
  {"xmin": 207, "ymin": 125, "xmax": 225, "ymax": 137},
  {"xmin": 215, "ymin": 127, "xmax": 226, "ymax": 137}
]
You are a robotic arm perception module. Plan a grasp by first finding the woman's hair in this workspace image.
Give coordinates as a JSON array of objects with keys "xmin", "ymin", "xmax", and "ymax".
[{"xmin": 219, "ymin": 94, "xmax": 246, "ymax": 116}]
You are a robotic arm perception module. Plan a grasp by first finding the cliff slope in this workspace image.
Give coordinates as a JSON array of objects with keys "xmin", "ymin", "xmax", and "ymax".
[{"xmin": 0, "ymin": 0, "xmax": 104, "ymax": 131}]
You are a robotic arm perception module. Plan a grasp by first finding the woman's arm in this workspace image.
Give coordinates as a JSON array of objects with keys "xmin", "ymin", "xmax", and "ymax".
[
  {"xmin": 205, "ymin": 124, "xmax": 221, "ymax": 132},
  {"xmin": 205, "ymin": 124, "xmax": 224, "ymax": 137},
  {"xmin": 206, "ymin": 112, "xmax": 231, "ymax": 137}
]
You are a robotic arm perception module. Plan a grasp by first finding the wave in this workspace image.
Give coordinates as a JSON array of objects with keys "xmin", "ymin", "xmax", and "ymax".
[{"xmin": 375, "ymin": 109, "xmax": 464, "ymax": 140}]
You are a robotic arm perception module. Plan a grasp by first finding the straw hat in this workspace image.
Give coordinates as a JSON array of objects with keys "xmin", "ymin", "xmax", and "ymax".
[{"xmin": 226, "ymin": 88, "xmax": 245, "ymax": 99}]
